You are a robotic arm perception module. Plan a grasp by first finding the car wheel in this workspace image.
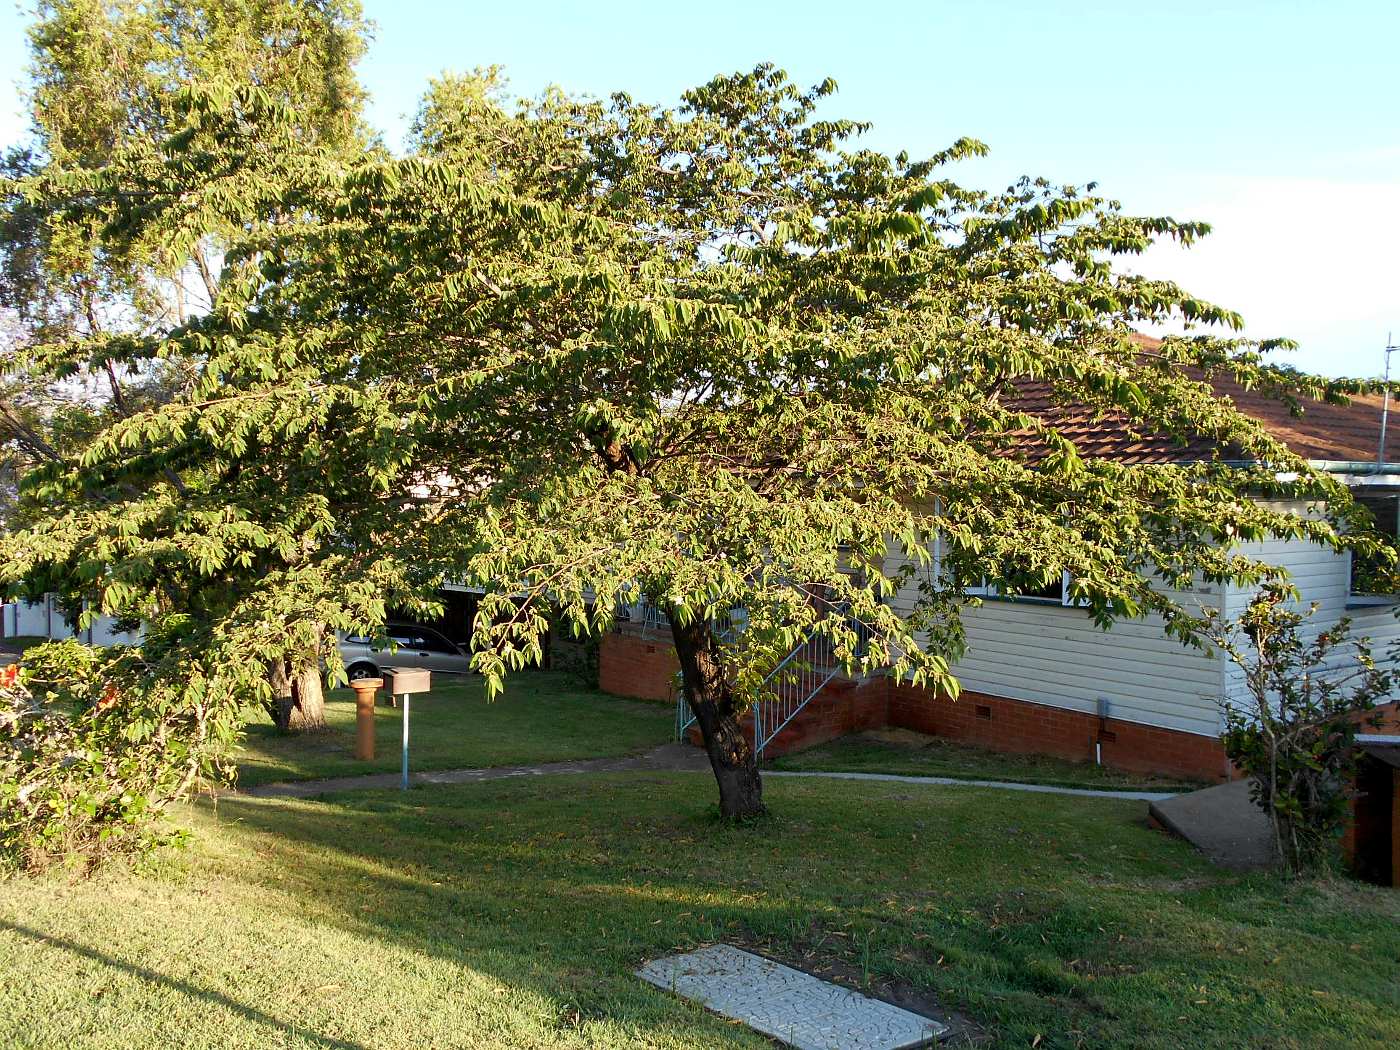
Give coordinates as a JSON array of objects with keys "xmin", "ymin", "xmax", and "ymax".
[{"xmin": 346, "ymin": 662, "xmax": 379, "ymax": 682}]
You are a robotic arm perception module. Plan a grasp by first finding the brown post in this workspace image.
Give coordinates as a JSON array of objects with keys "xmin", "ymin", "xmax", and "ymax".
[{"xmin": 349, "ymin": 678, "xmax": 382, "ymax": 760}]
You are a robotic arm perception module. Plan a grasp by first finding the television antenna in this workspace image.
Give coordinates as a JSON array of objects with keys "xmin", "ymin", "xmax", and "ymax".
[{"xmin": 1378, "ymin": 333, "xmax": 1399, "ymax": 471}]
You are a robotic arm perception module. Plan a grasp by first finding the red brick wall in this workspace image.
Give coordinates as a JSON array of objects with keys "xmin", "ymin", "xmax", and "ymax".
[
  {"xmin": 1362, "ymin": 701, "xmax": 1400, "ymax": 735},
  {"xmin": 761, "ymin": 678, "xmax": 890, "ymax": 756},
  {"xmin": 887, "ymin": 681, "xmax": 1232, "ymax": 781},
  {"xmin": 598, "ymin": 632, "xmax": 679, "ymax": 701}
]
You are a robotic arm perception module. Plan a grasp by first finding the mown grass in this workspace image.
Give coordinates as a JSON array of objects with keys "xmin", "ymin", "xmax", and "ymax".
[
  {"xmin": 772, "ymin": 731, "xmax": 1208, "ymax": 793},
  {"xmin": 2, "ymin": 772, "xmax": 1397, "ymax": 1049},
  {"xmin": 236, "ymin": 671, "xmax": 673, "ymax": 788}
]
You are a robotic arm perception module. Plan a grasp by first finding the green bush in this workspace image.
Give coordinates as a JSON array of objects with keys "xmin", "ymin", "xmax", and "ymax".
[
  {"xmin": 0, "ymin": 639, "xmax": 230, "ymax": 874},
  {"xmin": 1213, "ymin": 585, "xmax": 1394, "ymax": 875}
]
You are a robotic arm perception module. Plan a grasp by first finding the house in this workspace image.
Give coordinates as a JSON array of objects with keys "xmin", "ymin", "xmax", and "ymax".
[
  {"xmin": 602, "ymin": 340, "xmax": 1400, "ymax": 780},
  {"xmin": 1348, "ymin": 736, "xmax": 1400, "ymax": 886},
  {"xmin": 1, "ymin": 593, "xmax": 140, "ymax": 646}
]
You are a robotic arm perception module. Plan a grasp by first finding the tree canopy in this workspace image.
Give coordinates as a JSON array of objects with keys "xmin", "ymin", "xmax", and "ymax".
[
  {"xmin": 1, "ymin": 0, "xmax": 373, "ymax": 750},
  {"xmin": 2, "ymin": 56, "xmax": 1388, "ymax": 823}
]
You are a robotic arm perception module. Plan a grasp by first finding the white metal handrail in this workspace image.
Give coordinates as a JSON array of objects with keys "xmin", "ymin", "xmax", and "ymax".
[
  {"xmin": 751, "ymin": 633, "xmax": 843, "ymax": 760},
  {"xmin": 674, "ymin": 618, "xmax": 872, "ymax": 758}
]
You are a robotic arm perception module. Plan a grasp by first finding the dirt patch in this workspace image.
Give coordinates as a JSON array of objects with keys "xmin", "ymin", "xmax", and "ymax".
[{"xmin": 856, "ymin": 727, "xmax": 943, "ymax": 749}]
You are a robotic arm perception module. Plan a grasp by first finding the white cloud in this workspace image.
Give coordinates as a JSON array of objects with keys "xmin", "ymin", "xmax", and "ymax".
[{"xmin": 1124, "ymin": 174, "xmax": 1400, "ymax": 378}]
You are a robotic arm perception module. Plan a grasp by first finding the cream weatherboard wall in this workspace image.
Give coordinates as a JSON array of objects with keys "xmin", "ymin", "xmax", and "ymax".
[
  {"xmin": 883, "ymin": 513, "xmax": 1400, "ymax": 738},
  {"xmin": 882, "ymin": 545, "xmax": 1228, "ymax": 737},
  {"xmin": 2, "ymin": 595, "xmax": 140, "ymax": 646},
  {"xmin": 1219, "ymin": 524, "xmax": 1400, "ymax": 706}
]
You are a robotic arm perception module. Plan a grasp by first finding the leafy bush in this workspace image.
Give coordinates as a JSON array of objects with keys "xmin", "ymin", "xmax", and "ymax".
[
  {"xmin": 0, "ymin": 638, "xmax": 232, "ymax": 875},
  {"xmin": 1212, "ymin": 585, "xmax": 1394, "ymax": 874}
]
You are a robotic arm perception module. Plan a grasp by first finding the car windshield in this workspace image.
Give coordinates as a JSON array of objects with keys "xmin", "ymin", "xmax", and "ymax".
[{"xmin": 344, "ymin": 627, "xmax": 460, "ymax": 655}]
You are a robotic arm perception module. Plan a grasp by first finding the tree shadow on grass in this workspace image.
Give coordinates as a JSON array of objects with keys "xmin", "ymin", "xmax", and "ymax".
[
  {"xmin": 201, "ymin": 771, "xmax": 1400, "ymax": 1048},
  {"xmin": 0, "ymin": 919, "xmax": 371, "ymax": 1050},
  {"xmin": 201, "ymin": 773, "xmax": 1225, "ymax": 1047}
]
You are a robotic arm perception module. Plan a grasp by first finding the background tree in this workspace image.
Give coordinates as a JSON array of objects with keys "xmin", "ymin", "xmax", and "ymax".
[
  {"xmin": 1, "ymin": 0, "xmax": 372, "ymax": 730},
  {"xmin": 2, "ymin": 64, "xmax": 1388, "ymax": 829}
]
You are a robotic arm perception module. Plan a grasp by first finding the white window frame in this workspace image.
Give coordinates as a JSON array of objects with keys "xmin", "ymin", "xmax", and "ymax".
[{"xmin": 969, "ymin": 571, "xmax": 1085, "ymax": 607}]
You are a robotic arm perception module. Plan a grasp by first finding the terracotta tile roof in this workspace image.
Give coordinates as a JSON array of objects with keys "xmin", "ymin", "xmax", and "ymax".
[
  {"xmin": 1005, "ymin": 335, "xmax": 1387, "ymax": 466},
  {"xmin": 1003, "ymin": 378, "xmax": 1220, "ymax": 465},
  {"xmin": 1210, "ymin": 372, "xmax": 1385, "ymax": 462}
]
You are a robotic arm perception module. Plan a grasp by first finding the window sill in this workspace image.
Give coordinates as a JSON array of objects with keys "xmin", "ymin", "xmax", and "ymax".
[
  {"xmin": 1346, "ymin": 595, "xmax": 1400, "ymax": 609},
  {"xmin": 978, "ymin": 594, "xmax": 1067, "ymax": 607}
]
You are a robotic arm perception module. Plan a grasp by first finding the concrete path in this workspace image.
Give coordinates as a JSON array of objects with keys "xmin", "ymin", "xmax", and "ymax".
[
  {"xmin": 637, "ymin": 943, "xmax": 946, "ymax": 1049},
  {"xmin": 245, "ymin": 743, "xmax": 710, "ymax": 798},
  {"xmin": 766, "ymin": 770, "xmax": 1178, "ymax": 802},
  {"xmin": 1148, "ymin": 778, "xmax": 1276, "ymax": 870},
  {"xmin": 245, "ymin": 744, "xmax": 1176, "ymax": 802}
]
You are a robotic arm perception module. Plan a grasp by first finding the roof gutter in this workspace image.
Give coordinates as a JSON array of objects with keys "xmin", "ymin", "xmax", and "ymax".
[{"xmin": 1307, "ymin": 461, "xmax": 1400, "ymax": 481}]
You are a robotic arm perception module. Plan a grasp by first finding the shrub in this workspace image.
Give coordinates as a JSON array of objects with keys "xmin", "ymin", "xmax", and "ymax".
[
  {"xmin": 1212, "ymin": 585, "xmax": 1395, "ymax": 875},
  {"xmin": 0, "ymin": 639, "xmax": 231, "ymax": 875}
]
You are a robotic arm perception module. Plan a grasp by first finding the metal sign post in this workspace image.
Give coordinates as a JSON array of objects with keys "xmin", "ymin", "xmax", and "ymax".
[
  {"xmin": 401, "ymin": 691, "xmax": 411, "ymax": 791},
  {"xmin": 380, "ymin": 667, "xmax": 430, "ymax": 792}
]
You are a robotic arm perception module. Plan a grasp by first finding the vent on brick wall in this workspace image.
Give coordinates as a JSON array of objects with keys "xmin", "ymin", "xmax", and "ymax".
[{"xmin": 975, "ymin": 704, "xmax": 992, "ymax": 720}]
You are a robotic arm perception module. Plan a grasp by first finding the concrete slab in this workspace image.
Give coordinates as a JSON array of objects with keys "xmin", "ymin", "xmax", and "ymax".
[
  {"xmin": 637, "ymin": 943, "xmax": 945, "ymax": 1050},
  {"xmin": 1149, "ymin": 778, "xmax": 1276, "ymax": 870}
]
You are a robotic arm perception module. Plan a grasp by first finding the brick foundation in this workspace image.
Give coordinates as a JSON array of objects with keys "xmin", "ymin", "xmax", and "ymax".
[
  {"xmin": 598, "ymin": 631, "xmax": 680, "ymax": 701},
  {"xmin": 887, "ymin": 681, "xmax": 1231, "ymax": 781}
]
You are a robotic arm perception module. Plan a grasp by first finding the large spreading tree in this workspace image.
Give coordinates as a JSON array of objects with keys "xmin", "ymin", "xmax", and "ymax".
[{"xmin": 3, "ymin": 60, "xmax": 1383, "ymax": 826}]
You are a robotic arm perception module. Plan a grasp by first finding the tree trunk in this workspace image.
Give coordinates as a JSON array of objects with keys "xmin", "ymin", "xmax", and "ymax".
[
  {"xmin": 263, "ymin": 623, "xmax": 327, "ymax": 734},
  {"xmin": 265, "ymin": 657, "xmax": 296, "ymax": 733},
  {"xmin": 670, "ymin": 615, "xmax": 765, "ymax": 820},
  {"xmin": 287, "ymin": 658, "xmax": 326, "ymax": 732}
]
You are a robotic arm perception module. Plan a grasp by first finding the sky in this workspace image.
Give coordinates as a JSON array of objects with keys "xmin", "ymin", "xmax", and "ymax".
[{"xmin": 1, "ymin": 0, "xmax": 1396, "ymax": 377}]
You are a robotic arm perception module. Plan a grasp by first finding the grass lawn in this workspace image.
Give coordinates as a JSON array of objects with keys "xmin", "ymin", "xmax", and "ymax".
[
  {"xmin": 236, "ymin": 671, "xmax": 673, "ymax": 788},
  {"xmin": 772, "ymin": 730, "xmax": 1209, "ymax": 793},
  {"xmin": 3, "ymin": 773, "xmax": 1397, "ymax": 1049}
]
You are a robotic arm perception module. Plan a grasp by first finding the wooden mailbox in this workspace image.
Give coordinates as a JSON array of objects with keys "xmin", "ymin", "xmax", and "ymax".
[{"xmin": 380, "ymin": 667, "xmax": 431, "ymax": 696}]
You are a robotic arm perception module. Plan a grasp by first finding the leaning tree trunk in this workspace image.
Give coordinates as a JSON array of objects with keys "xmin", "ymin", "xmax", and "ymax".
[
  {"xmin": 263, "ymin": 623, "xmax": 327, "ymax": 733},
  {"xmin": 670, "ymin": 615, "xmax": 765, "ymax": 820}
]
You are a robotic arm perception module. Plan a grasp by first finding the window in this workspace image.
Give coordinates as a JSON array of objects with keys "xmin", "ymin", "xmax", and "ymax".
[
  {"xmin": 1019, "ymin": 575, "xmax": 1067, "ymax": 602},
  {"xmin": 970, "ymin": 571, "xmax": 1083, "ymax": 606},
  {"xmin": 1356, "ymin": 491, "xmax": 1400, "ymax": 536},
  {"xmin": 416, "ymin": 628, "xmax": 461, "ymax": 654},
  {"xmin": 1349, "ymin": 490, "xmax": 1400, "ymax": 603}
]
